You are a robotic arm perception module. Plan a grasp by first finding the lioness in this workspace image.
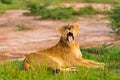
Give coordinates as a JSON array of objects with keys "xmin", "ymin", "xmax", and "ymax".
[{"xmin": 23, "ymin": 23, "xmax": 104, "ymax": 72}]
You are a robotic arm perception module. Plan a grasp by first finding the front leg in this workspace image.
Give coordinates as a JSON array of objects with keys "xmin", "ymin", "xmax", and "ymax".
[
  {"xmin": 55, "ymin": 67, "xmax": 78, "ymax": 73},
  {"xmin": 76, "ymin": 58, "xmax": 105, "ymax": 69}
]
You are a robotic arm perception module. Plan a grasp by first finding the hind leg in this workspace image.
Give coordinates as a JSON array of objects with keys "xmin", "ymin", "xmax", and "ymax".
[{"xmin": 23, "ymin": 58, "xmax": 34, "ymax": 70}]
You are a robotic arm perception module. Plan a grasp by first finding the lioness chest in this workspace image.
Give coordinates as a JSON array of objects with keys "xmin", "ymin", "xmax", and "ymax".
[{"xmin": 47, "ymin": 43, "xmax": 82, "ymax": 60}]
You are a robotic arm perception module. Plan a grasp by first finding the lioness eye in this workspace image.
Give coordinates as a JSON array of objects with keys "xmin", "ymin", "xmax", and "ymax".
[{"xmin": 64, "ymin": 26, "xmax": 68, "ymax": 30}]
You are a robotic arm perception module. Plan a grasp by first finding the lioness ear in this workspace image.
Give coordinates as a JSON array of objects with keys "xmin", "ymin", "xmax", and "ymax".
[{"xmin": 74, "ymin": 23, "xmax": 80, "ymax": 29}]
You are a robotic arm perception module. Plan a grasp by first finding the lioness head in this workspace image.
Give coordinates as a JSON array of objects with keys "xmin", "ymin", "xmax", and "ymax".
[{"xmin": 59, "ymin": 23, "xmax": 79, "ymax": 44}]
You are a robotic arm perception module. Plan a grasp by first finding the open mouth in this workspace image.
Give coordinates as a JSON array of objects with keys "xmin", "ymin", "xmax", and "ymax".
[{"xmin": 66, "ymin": 32, "xmax": 74, "ymax": 43}]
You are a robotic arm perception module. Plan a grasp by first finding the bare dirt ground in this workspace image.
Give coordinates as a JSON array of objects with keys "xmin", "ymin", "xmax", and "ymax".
[{"xmin": 0, "ymin": 3, "xmax": 120, "ymax": 61}]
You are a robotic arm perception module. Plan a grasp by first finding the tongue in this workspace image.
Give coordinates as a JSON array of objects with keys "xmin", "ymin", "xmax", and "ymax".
[{"xmin": 68, "ymin": 36, "xmax": 73, "ymax": 43}]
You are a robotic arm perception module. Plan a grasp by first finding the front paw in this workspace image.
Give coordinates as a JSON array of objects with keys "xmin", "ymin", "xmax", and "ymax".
[
  {"xmin": 69, "ymin": 67, "xmax": 78, "ymax": 72},
  {"xmin": 99, "ymin": 63, "xmax": 105, "ymax": 69}
]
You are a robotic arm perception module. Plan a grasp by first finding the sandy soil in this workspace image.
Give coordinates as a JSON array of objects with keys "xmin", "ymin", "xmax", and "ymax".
[{"xmin": 0, "ymin": 3, "xmax": 119, "ymax": 61}]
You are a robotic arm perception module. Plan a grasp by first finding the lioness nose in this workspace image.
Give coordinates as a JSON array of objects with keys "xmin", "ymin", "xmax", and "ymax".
[{"xmin": 67, "ymin": 32, "xmax": 73, "ymax": 36}]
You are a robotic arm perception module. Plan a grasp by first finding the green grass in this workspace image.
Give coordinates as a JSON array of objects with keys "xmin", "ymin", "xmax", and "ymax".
[{"xmin": 0, "ymin": 45, "xmax": 120, "ymax": 80}]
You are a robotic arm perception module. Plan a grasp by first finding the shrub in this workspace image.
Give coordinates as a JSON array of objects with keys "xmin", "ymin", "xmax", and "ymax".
[
  {"xmin": 0, "ymin": 0, "xmax": 12, "ymax": 4},
  {"xmin": 107, "ymin": 3, "xmax": 120, "ymax": 34},
  {"xmin": 28, "ymin": 3, "xmax": 75, "ymax": 20},
  {"xmin": 28, "ymin": 3, "xmax": 99, "ymax": 20},
  {"xmin": 48, "ymin": 7, "xmax": 75, "ymax": 19},
  {"xmin": 27, "ymin": 3, "xmax": 47, "ymax": 16},
  {"xmin": 74, "ymin": 6, "xmax": 98, "ymax": 16}
]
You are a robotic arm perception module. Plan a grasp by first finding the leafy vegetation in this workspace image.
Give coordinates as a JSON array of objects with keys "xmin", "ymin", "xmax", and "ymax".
[
  {"xmin": 0, "ymin": 45, "xmax": 120, "ymax": 80},
  {"xmin": 73, "ymin": 6, "xmax": 98, "ymax": 17},
  {"xmin": 0, "ymin": 0, "xmax": 13, "ymax": 4},
  {"xmin": 28, "ymin": 3, "xmax": 76, "ymax": 20},
  {"xmin": 0, "ymin": 0, "xmax": 118, "ymax": 14},
  {"xmin": 0, "ymin": 0, "xmax": 27, "ymax": 10},
  {"xmin": 28, "ymin": 3, "xmax": 99, "ymax": 20},
  {"xmin": 107, "ymin": 3, "xmax": 120, "ymax": 34}
]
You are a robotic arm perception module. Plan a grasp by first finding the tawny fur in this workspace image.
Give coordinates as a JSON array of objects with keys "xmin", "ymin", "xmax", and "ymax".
[{"xmin": 23, "ymin": 23, "xmax": 105, "ymax": 72}]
